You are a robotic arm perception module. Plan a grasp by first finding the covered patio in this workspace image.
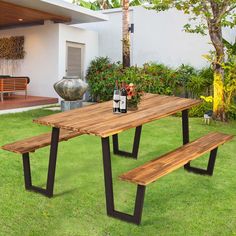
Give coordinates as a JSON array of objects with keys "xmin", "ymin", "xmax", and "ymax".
[{"xmin": 0, "ymin": 0, "xmax": 107, "ymax": 111}]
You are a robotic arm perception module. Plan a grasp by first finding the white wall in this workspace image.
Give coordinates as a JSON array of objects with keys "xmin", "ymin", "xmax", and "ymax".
[
  {"xmin": 79, "ymin": 10, "xmax": 134, "ymax": 64},
  {"xmin": 0, "ymin": 24, "xmax": 60, "ymax": 97},
  {"xmin": 80, "ymin": 6, "xmax": 235, "ymax": 68},
  {"xmin": 0, "ymin": 23, "xmax": 99, "ymax": 98},
  {"xmin": 132, "ymin": 7, "xmax": 211, "ymax": 68},
  {"xmin": 58, "ymin": 24, "xmax": 99, "ymax": 79}
]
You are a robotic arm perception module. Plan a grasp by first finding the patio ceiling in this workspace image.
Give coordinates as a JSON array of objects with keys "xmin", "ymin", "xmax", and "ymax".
[
  {"xmin": 0, "ymin": 0, "xmax": 108, "ymax": 29},
  {"xmin": 0, "ymin": 1, "xmax": 71, "ymax": 28}
]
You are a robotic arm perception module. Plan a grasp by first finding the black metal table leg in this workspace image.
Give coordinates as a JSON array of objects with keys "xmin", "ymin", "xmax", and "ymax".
[
  {"xmin": 101, "ymin": 137, "xmax": 146, "ymax": 225},
  {"xmin": 112, "ymin": 126, "xmax": 142, "ymax": 159},
  {"xmin": 101, "ymin": 137, "xmax": 115, "ymax": 215},
  {"xmin": 21, "ymin": 127, "xmax": 60, "ymax": 198},
  {"xmin": 46, "ymin": 127, "xmax": 60, "ymax": 197},
  {"xmin": 182, "ymin": 109, "xmax": 191, "ymax": 169},
  {"xmin": 182, "ymin": 109, "xmax": 189, "ymax": 145}
]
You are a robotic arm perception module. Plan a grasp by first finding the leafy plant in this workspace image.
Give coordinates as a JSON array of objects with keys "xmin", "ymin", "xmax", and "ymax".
[
  {"xmin": 151, "ymin": 1, "xmax": 236, "ymax": 121},
  {"xmin": 126, "ymin": 83, "xmax": 143, "ymax": 108},
  {"xmin": 86, "ymin": 57, "xmax": 236, "ymax": 120},
  {"xmin": 223, "ymin": 38, "xmax": 236, "ymax": 61},
  {"xmin": 223, "ymin": 61, "xmax": 236, "ymax": 120},
  {"xmin": 86, "ymin": 58, "xmax": 180, "ymax": 102}
]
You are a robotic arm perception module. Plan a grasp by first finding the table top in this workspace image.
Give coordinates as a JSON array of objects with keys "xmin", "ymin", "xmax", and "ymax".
[{"xmin": 33, "ymin": 94, "xmax": 201, "ymax": 138}]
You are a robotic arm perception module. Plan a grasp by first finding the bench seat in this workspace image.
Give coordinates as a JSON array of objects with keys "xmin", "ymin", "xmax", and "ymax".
[
  {"xmin": 120, "ymin": 132, "xmax": 234, "ymax": 186},
  {"xmin": 0, "ymin": 77, "xmax": 28, "ymax": 102},
  {"xmin": 1, "ymin": 129, "xmax": 82, "ymax": 154},
  {"xmin": 1, "ymin": 128, "xmax": 83, "ymax": 198}
]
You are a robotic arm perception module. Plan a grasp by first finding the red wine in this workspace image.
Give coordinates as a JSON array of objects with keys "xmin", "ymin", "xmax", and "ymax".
[
  {"xmin": 113, "ymin": 80, "xmax": 120, "ymax": 113},
  {"xmin": 120, "ymin": 82, "xmax": 127, "ymax": 113}
]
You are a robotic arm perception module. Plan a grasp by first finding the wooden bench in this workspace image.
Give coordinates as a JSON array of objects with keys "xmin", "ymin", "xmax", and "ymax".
[
  {"xmin": 115, "ymin": 132, "xmax": 233, "ymax": 225},
  {"xmin": 0, "ymin": 77, "xmax": 28, "ymax": 102},
  {"xmin": 1, "ymin": 129, "xmax": 82, "ymax": 197}
]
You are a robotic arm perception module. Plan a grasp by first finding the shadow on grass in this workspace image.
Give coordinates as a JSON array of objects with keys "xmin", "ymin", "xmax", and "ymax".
[{"xmin": 54, "ymin": 188, "xmax": 79, "ymax": 198}]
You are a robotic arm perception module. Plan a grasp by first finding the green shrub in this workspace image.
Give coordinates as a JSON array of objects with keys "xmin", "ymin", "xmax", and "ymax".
[
  {"xmin": 223, "ymin": 60, "xmax": 236, "ymax": 120},
  {"xmin": 189, "ymin": 101, "xmax": 213, "ymax": 117},
  {"xmin": 143, "ymin": 63, "xmax": 179, "ymax": 94},
  {"xmin": 186, "ymin": 75, "xmax": 208, "ymax": 98},
  {"xmin": 175, "ymin": 99, "xmax": 213, "ymax": 118},
  {"xmin": 86, "ymin": 57, "xmax": 216, "ymax": 114},
  {"xmin": 175, "ymin": 64, "xmax": 197, "ymax": 85},
  {"xmin": 86, "ymin": 57, "xmax": 120, "ymax": 101},
  {"xmin": 86, "ymin": 58, "xmax": 179, "ymax": 101}
]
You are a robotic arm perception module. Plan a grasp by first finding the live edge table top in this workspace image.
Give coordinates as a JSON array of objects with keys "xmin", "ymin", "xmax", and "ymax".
[{"xmin": 33, "ymin": 94, "xmax": 201, "ymax": 138}]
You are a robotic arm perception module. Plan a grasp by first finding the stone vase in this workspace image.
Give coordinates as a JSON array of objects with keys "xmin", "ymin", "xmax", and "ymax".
[{"xmin": 54, "ymin": 76, "xmax": 88, "ymax": 101}]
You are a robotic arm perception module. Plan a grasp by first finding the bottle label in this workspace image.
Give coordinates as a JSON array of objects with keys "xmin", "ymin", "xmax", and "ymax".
[
  {"xmin": 113, "ymin": 94, "xmax": 120, "ymax": 101},
  {"xmin": 113, "ymin": 100, "xmax": 120, "ymax": 108},
  {"xmin": 120, "ymin": 96, "xmax": 126, "ymax": 110}
]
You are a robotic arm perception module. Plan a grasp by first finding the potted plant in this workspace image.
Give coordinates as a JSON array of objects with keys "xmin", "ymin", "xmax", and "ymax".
[{"xmin": 126, "ymin": 83, "xmax": 143, "ymax": 111}]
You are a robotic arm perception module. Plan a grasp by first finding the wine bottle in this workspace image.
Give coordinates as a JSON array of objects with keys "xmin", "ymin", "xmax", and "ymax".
[
  {"xmin": 113, "ymin": 80, "xmax": 120, "ymax": 113},
  {"xmin": 120, "ymin": 81, "xmax": 127, "ymax": 113}
]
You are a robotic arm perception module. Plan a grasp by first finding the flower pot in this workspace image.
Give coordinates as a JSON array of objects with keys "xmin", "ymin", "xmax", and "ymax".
[
  {"xmin": 127, "ymin": 100, "xmax": 138, "ymax": 111},
  {"xmin": 54, "ymin": 76, "xmax": 88, "ymax": 101}
]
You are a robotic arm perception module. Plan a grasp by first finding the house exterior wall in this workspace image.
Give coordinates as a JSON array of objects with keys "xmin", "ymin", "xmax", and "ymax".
[
  {"xmin": 79, "ymin": 6, "xmax": 235, "ymax": 68},
  {"xmin": 58, "ymin": 24, "xmax": 99, "ymax": 81},
  {"xmin": 0, "ymin": 23, "xmax": 99, "ymax": 99},
  {"xmin": 0, "ymin": 24, "xmax": 59, "ymax": 97}
]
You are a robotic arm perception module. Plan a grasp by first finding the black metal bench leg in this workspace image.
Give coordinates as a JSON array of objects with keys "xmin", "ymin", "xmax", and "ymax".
[
  {"xmin": 112, "ymin": 126, "xmax": 142, "ymax": 159},
  {"xmin": 184, "ymin": 148, "xmax": 218, "ymax": 176},
  {"xmin": 22, "ymin": 153, "xmax": 32, "ymax": 190},
  {"xmin": 133, "ymin": 185, "xmax": 146, "ymax": 224},
  {"xmin": 207, "ymin": 148, "xmax": 218, "ymax": 175},
  {"xmin": 182, "ymin": 109, "xmax": 191, "ymax": 169},
  {"xmin": 102, "ymin": 137, "xmax": 146, "ymax": 225},
  {"xmin": 21, "ymin": 127, "xmax": 60, "ymax": 198}
]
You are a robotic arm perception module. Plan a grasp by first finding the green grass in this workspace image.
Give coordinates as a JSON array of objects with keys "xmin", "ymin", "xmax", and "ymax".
[{"xmin": 0, "ymin": 109, "xmax": 235, "ymax": 236}]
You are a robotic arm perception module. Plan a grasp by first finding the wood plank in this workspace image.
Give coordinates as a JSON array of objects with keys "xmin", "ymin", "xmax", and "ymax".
[
  {"xmin": 119, "ymin": 132, "xmax": 234, "ymax": 186},
  {"xmin": 33, "ymin": 94, "xmax": 201, "ymax": 137},
  {"xmin": 55, "ymin": 95, "xmax": 176, "ymax": 132},
  {"xmin": 1, "ymin": 129, "xmax": 82, "ymax": 154},
  {"xmin": 34, "ymin": 93, "xmax": 156, "ymax": 127},
  {"xmin": 0, "ymin": 0, "xmax": 70, "ymax": 28}
]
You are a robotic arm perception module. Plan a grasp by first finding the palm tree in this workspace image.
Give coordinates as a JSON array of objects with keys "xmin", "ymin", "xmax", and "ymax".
[
  {"xmin": 122, "ymin": 0, "xmax": 130, "ymax": 67},
  {"xmin": 73, "ymin": 0, "xmax": 146, "ymax": 67}
]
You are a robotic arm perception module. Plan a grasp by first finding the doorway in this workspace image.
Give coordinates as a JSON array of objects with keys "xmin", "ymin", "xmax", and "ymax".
[{"xmin": 66, "ymin": 42, "xmax": 85, "ymax": 78}]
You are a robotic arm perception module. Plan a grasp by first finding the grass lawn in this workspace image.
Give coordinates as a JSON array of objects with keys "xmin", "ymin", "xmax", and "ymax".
[{"xmin": 0, "ymin": 109, "xmax": 235, "ymax": 236}]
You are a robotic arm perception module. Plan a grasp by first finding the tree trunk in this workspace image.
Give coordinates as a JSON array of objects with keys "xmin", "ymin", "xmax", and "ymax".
[
  {"xmin": 122, "ymin": 0, "xmax": 130, "ymax": 68},
  {"xmin": 208, "ymin": 20, "xmax": 226, "ymax": 121}
]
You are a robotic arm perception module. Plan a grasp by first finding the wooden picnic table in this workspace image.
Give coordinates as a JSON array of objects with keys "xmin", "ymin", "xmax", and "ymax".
[
  {"xmin": 32, "ymin": 93, "xmax": 201, "ymax": 222},
  {"xmin": 34, "ymin": 93, "xmax": 200, "ymax": 138},
  {"xmin": 2, "ymin": 93, "xmax": 233, "ymax": 224}
]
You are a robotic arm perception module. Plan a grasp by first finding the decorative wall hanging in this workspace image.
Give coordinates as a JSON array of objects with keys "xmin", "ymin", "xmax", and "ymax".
[
  {"xmin": 0, "ymin": 36, "xmax": 25, "ymax": 59},
  {"xmin": 0, "ymin": 36, "xmax": 25, "ymax": 75}
]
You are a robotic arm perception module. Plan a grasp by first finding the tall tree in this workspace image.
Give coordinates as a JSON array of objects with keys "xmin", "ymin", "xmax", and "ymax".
[
  {"xmin": 73, "ymin": 0, "xmax": 145, "ymax": 68},
  {"xmin": 122, "ymin": 0, "xmax": 131, "ymax": 67},
  {"xmin": 151, "ymin": 0, "xmax": 236, "ymax": 121},
  {"xmin": 72, "ymin": 0, "xmax": 111, "ymax": 10}
]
